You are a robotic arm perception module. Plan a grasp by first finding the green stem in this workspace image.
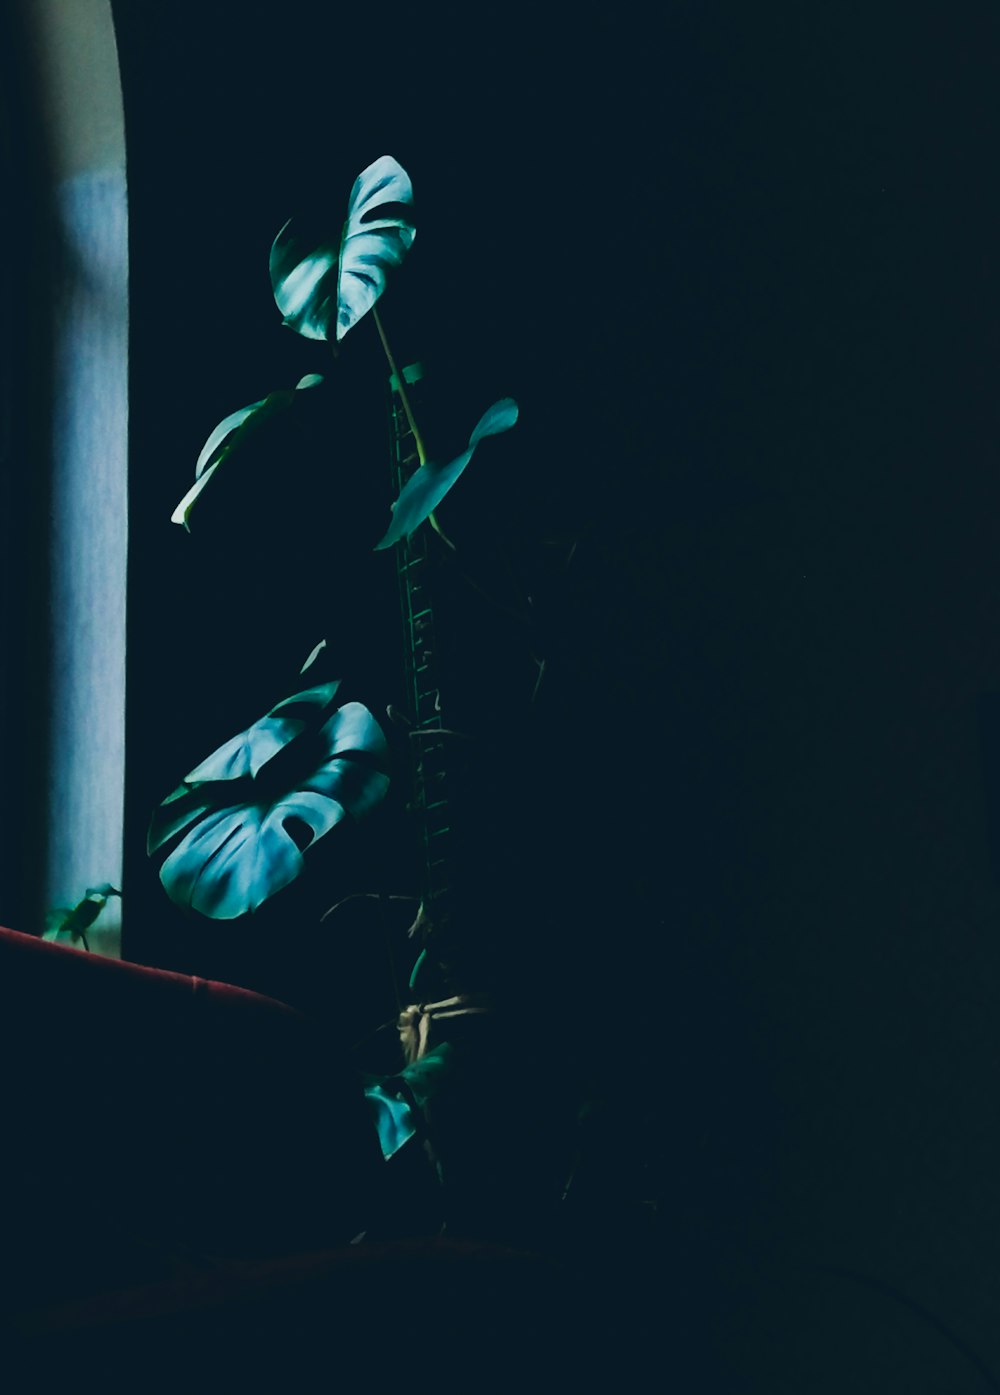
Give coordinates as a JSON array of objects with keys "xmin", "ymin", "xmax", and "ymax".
[
  {"xmin": 428, "ymin": 511, "xmax": 457, "ymax": 551},
  {"xmin": 373, "ymin": 305, "xmax": 456, "ymax": 549},
  {"xmin": 372, "ymin": 304, "xmax": 427, "ymax": 465}
]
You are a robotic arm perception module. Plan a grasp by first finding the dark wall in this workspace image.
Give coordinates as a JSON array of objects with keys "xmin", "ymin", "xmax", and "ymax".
[
  {"xmin": 0, "ymin": 4, "xmax": 57, "ymax": 937},
  {"xmin": 113, "ymin": 3, "xmax": 1000, "ymax": 1386},
  {"xmin": 115, "ymin": 0, "xmax": 683, "ymax": 995}
]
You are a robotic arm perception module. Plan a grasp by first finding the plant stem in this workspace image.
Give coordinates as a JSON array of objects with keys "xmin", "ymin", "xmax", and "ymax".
[
  {"xmin": 373, "ymin": 305, "xmax": 457, "ymax": 549},
  {"xmin": 428, "ymin": 511, "xmax": 457, "ymax": 550},
  {"xmin": 372, "ymin": 304, "xmax": 427, "ymax": 465}
]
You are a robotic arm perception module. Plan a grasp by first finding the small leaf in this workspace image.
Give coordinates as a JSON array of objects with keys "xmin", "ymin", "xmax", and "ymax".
[
  {"xmin": 374, "ymin": 399, "xmax": 519, "ymax": 550},
  {"xmin": 182, "ymin": 716, "xmax": 306, "ymax": 784},
  {"xmin": 363, "ymin": 1084, "xmax": 417, "ymax": 1160},
  {"xmin": 299, "ymin": 639, "xmax": 328, "ymax": 674},
  {"xmin": 171, "ymin": 376, "xmax": 324, "ymax": 529},
  {"xmin": 270, "ymin": 156, "xmax": 415, "ymax": 343},
  {"xmin": 43, "ymin": 885, "xmax": 121, "ymax": 948},
  {"xmin": 408, "ymin": 947, "xmax": 428, "ymax": 992},
  {"xmin": 363, "ymin": 1043, "xmax": 456, "ymax": 1160},
  {"xmin": 393, "ymin": 1042, "xmax": 456, "ymax": 1114},
  {"xmin": 468, "ymin": 398, "xmax": 519, "ymax": 445},
  {"xmin": 85, "ymin": 883, "xmax": 121, "ymax": 901}
]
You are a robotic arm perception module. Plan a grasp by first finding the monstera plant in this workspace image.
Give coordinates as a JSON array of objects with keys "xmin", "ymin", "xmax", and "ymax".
[
  {"xmin": 155, "ymin": 154, "xmax": 519, "ymax": 922},
  {"xmin": 148, "ymin": 682, "xmax": 389, "ymax": 919},
  {"xmin": 148, "ymin": 154, "xmax": 578, "ymax": 1234},
  {"xmin": 173, "ymin": 155, "xmax": 517, "ymax": 543}
]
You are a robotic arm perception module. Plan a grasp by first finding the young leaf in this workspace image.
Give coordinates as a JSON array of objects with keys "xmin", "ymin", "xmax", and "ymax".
[
  {"xmin": 363, "ymin": 1043, "xmax": 456, "ymax": 1160},
  {"xmin": 300, "ymin": 638, "xmax": 328, "ymax": 674},
  {"xmin": 374, "ymin": 399, "xmax": 519, "ymax": 550},
  {"xmin": 171, "ymin": 375, "xmax": 324, "ymax": 529},
  {"xmin": 43, "ymin": 885, "xmax": 121, "ymax": 950},
  {"xmin": 270, "ymin": 155, "xmax": 415, "ymax": 343}
]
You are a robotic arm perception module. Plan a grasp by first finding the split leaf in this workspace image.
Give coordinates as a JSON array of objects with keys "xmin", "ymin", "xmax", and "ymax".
[
  {"xmin": 149, "ymin": 684, "xmax": 390, "ymax": 920},
  {"xmin": 270, "ymin": 155, "xmax": 415, "ymax": 343}
]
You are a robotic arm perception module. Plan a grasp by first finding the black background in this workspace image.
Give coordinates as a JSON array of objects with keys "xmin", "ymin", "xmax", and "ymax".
[
  {"xmin": 116, "ymin": 1, "xmax": 688, "ymax": 1003},
  {"xmin": 111, "ymin": 3, "xmax": 1000, "ymax": 1384}
]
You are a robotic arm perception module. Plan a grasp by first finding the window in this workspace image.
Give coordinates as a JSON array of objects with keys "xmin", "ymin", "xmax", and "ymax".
[{"xmin": 3, "ymin": 1, "xmax": 128, "ymax": 955}]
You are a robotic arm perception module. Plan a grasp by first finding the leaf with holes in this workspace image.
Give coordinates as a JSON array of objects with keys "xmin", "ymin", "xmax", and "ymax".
[
  {"xmin": 270, "ymin": 155, "xmax": 415, "ymax": 342},
  {"xmin": 374, "ymin": 399, "xmax": 519, "ymax": 550},
  {"xmin": 148, "ymin": 683, "xmax": 390, "ymax": 919},
  {"xmin": 171, "ymin": 374, "xmax": 324, "ymax": 529}
]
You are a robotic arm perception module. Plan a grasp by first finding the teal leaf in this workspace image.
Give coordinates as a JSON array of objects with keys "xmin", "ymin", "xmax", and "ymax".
[
  {"xmin": 180, "ymin": 682, "xmax": 341, "ymax": 785},
  {"xmin": 374, "ymin": 399, "xmax": 519, "ymax": 550},
  {"xmin": 146, "ymin": 785, "xmax": 218, "ymax": 856},
  {"xmin": 270, "ymin": 156, "xmax": 415, "ymax": 343},
  {"xmin": 306, "ymin": 705, "xmax": 392, "ymax": 818},
  {"xmin": 183, "ymin": 717, "xmax": 305, "ymax": 783},
  {"xmin": 172, "ymin": 375, "xmax": 324, "ymax": 529},
  {"xmin": 269, "ymin": 226, "xmax": 337, "ymax": 343},
  {"xmin": 363, "ymin": 1084, "xmax": 417, "ymax": 1160},
  {"xmin": 43, "ymin": 885, "xmax": 121, "ymax": 948},
  {"xmin": 149, "ymin": 686, "xmax": 389, "ymax": 919},
  {"xmin": 363, "ymin": 1043, "xmax": 456, "ymax": 1160},
  {"xmin": 337, "ymin": 156, "xmax": 416, "ymax": 342},
  {"xmin": 267, "ymin": 681, "xmax": 346, "ymax": 722},
  {"xmin": 158, "ymin": 793, "xmax": 343, "ymax": 920},
  {"xmin": 299, "ymin": 639, "xmax": 327, "ymax": 674},
  {"xmin": 392, "ymin": 1041, "xmax": 456, "ymax": 1113},
  {"xmin": 408, "ymin": 947, "xmax": 428, "ymax": 992},
  {"xmin": 85, "ymin": 882, "xmax": 120, "ymax": 901}
]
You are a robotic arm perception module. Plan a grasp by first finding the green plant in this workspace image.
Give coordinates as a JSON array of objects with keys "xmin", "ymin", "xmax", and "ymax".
[
  {"xmin": 146, "ymin": 156, "xmax": 586, "ymax": 1236},
  {"xmin": 43, "ymin": 884, "xmax": 120, "ymax": 952},
  {"xmin": 148, "ymin": 683, "xmax": 389, "ymax": 919},
  {"xmin": 175, "ymin": 155, "xmax": 516, "ymax": 545},
  {"xmin": 150, "ymin": 155, "xmax": 519, "ymax": 920}
]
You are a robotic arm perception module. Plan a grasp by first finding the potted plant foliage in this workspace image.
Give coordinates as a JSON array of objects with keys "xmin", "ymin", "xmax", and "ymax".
[{"xmin": 146, "ymin": 156, "xmax": 571, "ymax": 1230}]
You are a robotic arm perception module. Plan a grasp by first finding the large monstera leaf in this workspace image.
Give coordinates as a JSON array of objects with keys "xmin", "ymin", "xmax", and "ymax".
[
  {"xmin": 148, "ymin": 682, "xmax": 390, "ymax": 919},
  {"xmin": 171, "ymin": 374, "xmax": 324, "ymax": 529},
  {"xmin": 374, "ymin": 399, "xmax": 519, "ymax": 550},
  {"xmin": 270, "ymin": 155, "xmax": 415, "ymax": 343}
]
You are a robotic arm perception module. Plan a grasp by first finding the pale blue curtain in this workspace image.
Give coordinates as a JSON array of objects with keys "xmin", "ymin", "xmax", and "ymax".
[
  {"xmin": 46, "ymin": 165, "xmax": 127, "ymax": 955},
  {"xmin": 6, "ymin": 0, "xmax": 130, "ymax": 955}
]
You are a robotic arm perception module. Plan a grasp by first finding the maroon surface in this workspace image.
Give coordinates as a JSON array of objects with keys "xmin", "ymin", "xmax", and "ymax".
[
  {"xmin": 0, "ymin": 928, "xmax": 613, "ymax": 1384},
  {"xmin": 0, "ymin": 926, "xmax": 381, "ymax": 1310}
]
